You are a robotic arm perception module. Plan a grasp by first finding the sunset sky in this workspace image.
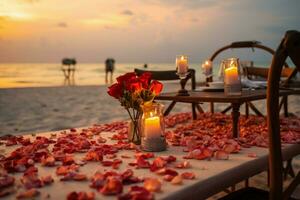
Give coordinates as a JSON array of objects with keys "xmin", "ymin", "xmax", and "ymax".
[{"xmin": 0, "ymin": 0, "xmax": 299, "ymax": 63}]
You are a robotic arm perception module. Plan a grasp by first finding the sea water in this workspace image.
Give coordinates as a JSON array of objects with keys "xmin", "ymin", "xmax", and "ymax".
[{"xmin": 0, "ymin": 62, "xmax": 273, "ymax": 88}]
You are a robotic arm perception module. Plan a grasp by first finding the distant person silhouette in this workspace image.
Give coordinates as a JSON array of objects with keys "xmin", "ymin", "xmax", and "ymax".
[
  {"xmin": 105, "ymin": 58, "xmax": 115, "ymax": 84},
  {"xmin": 143, "ymin": 63, "xmax": 148, "ymax": 68}
]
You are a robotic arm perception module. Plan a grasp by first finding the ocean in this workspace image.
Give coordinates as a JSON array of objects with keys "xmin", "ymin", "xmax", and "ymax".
[{"xmin": 0, "ymin": 61, "xmax": 273, "ymax": 88}]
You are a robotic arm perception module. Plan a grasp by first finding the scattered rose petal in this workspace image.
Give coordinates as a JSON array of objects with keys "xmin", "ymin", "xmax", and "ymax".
[
  {"xmin": 181, "ymin": 172, "xmax": 195, "ymax": 180},
  {"xmin": 144, "ymin": 178, "xmax": 161, "ymax": 192},
  {"xmin": 67, "ymin": 191, "xmax": 95, "ymax": 200},
  {"xmin": 171, "ymin": 175, "xmax": 182, "ymax": 185},
  {"xmin": 175, "ymin": 161, "xmax": 190, "ymax": 169},
  {"xmin": 118, "ymin": 186, "xmax": 154, "ymax": 200},
  {"xmin": 16, "ymin": 189, "xmax": 40, "ymax": 199},
  {"xmin": 100, "ymin": 176, "xmax": 123, "ymax": 195},
  {"xmin": 248, "ymin": 153, "xmax": 257, "ymax": 158},
  {"xmin": 215, "ymin": 150, "xmax": 229, "ymax": 160}
]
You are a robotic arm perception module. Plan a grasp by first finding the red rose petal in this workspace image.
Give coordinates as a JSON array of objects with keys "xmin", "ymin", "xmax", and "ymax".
[
  {"xmin": 175, "ymin": 161, "xmax": 190, "ymax": 169},
  {"xmin": 67, "ymin": 191, "xmax": 95, "ymax": 200},
  {"xmin": 118, "ymin": 186, "xmax": 154, "ymax": 200},
  {"xmin": 16, "ymin": 188, "xmax": 40, "ymax": 199},
  {"xmin": 100, "ymin": 176, "xmax": 123, "ymax": 195},
  {"xmin": 144, "ymin": 178, "xmax": 161, "ymax": 192},
  {"xmin": 215, "ymin": 150, "xmax": 229, "ymax": 160},
  {"xmin": 181, "ymin": 172, "xmax": 196, "ymax": 180}
]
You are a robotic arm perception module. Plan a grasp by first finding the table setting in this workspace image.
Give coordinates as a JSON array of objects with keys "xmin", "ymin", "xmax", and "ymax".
[
  {"xmin": 197, "ymin": 57, "xmax": 268, "ymax": 92},
  {"xmin": 0, "ymin": 111, "xmax": 299, "ymax": 200},
  {"xmin": 0, "ymin": 54, "xmax": 299, "ymax": 200},
  {"xmin": 0, "ymin": 62, "xmax": 299, "ymax": 199}
]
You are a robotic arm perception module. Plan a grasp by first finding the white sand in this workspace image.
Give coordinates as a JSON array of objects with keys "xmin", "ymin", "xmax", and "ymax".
[
  {"xmin": 1, "ymin": 83, "xmax": 300, "ymax": 135},
  {"xmin": 0, "ymin": 84, "xmax": 299, "ymax": 198}
]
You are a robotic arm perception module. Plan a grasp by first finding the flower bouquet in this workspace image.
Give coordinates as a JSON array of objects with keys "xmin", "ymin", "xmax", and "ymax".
[{"xmin": 107, "ymin": 72, "xmax": 163, "ymax": 144}]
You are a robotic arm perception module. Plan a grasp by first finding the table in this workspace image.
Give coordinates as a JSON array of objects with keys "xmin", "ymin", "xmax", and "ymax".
[
  {"xmin": 156, "ymin": 89, "xmax": 300, "ymax": 138},
  {"xmin": 0, "ymin": 127, "xmax": 299, "ymax": 200}
]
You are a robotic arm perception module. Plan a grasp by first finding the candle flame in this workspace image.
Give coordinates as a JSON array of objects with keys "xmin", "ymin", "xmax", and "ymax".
[
  {"xmin": 149, "ymin": 111, "xmax": 154, "ymax": 117},
  {"xmin": 230, "ymin": 59, "xmax": 236, "ymax": 68},
  {"xmin": 181, "ymin": 56, "xmax": 184, "ymax": 60}
]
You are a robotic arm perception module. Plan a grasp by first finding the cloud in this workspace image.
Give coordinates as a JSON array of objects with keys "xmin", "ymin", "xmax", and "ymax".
[
  {"xmin": 57, "ymin": 22, "xmax": 68, "ymax": 28},
  {"xmin": 121, "ymin": 10, "xmax": 134, "ymax": 16},
  {"xmin": 263, "ymin": 17, "xmax": 300, "ymax": 36},
  {"xmin": 18, "ymin": 0, "xmax": 40, "ymax": 3},
  {"xmin": 144, "ymin": 0, "xmax": 222, "ymax": 9}
]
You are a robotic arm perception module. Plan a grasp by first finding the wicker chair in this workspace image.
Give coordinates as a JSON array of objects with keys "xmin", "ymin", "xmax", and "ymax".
[
  {"xmin": 219, "ymin": 30, "xmax": 300, "ymax": 200},
  {"xmin": 134, "ymin": 68, "xmax": 203, "ymax": 119}
]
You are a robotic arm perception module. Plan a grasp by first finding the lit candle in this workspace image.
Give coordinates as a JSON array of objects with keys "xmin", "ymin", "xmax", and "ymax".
[
  {"xmin": 201, "ymin": 60, "xmax": 212, "ymax": 76},
  {"xmin": 176, "ymin": 56, "xmax": 188, "ymax": 74},
  {"xmin": 144, "ymin": 116, "xmax": 162, "ymax": 139},
  {"xmin": 224, "ymin": 63, "xmax": 240, "ymax": 85}
]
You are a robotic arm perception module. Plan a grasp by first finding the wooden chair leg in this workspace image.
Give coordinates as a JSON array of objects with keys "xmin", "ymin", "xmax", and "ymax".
[
  {"xmin": 279, "ymin": 97, "xmax": 285, "ymax": 113},
  {"xmin": 279, "ymin": 96, "xmax": 289, "ymax": 117},
  {"xmin": 191, "ymin": 103, "xmax": 197, "ymax": 120},
  {"xmin": 284, "ymin": 96, "xmax": 289, "ymax": 117},
  {"xmin": 231, "ymin": 185, "xmax": 236, "ymax": 192},
  {"xmin": 164, "ymin": 101, "xmax": 177, "ymax": 116},
  {"xmin": 245, "ymin": 102, "xmax": 249, "ymax": 118},
  {"xmin": 267, "ymin": 169, "xmax": 270, "ymax": 186},
  {"xmin": 244, "ymin": 179, "xmax": 249, "ymax": 187},
  {"xmin": 284, "ymin": 172, "xmax": 300, "ymax": 200},
  {"xmin": 210, "ymin": 102, "xmax": 214, "ymax": 113},
  {"xmin": 284, "ymin": 159, "xmax": 295, "ymax": 179}
]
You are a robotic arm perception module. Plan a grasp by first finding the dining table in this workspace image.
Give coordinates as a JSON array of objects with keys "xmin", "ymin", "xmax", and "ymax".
[
  {"xmin": 156, "ymin": 88, "xmax": 300, "ymax": 138},
  {"xmin": 0, "ymin": 115, "xmax": 299, "ymax": 200}
]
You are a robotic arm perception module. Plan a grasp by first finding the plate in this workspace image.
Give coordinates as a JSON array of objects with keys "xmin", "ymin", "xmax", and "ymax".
[
  {"xmin": 208, "ymin": 81, "xmax": 224, "ymax": 88},
  {"xmin": 196, "ymin": 86, "xmax": 224, "ymax": 92}
]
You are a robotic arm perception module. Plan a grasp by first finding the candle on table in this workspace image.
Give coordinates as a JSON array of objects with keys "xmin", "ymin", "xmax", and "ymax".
[
  {"xmin": 144, "ymin": 116, "xmax": 162, "ymax": 139},
  {"xmin": 176, "ymin": 56, "xmax": 188, "ymax": 74},
  {"xmin": 202, "ymin": 60, "xmax": 212, "ymax": 76},
  {"xmin": 224, "ymin": 62, "xmax": 240, "ymax": 85}
]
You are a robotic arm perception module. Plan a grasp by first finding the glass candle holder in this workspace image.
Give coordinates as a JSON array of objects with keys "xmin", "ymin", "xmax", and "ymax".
[
  {"xmin": 223, "ymin": 58, "xmax": 242, "ymax": 95},
  {"xmin": 201, "ymin": 60, "xmax": 213, "ymax": 83},
  {"xmin": 176, "ymin": 55, "xmax": 188, "ymax": 77},
  {"xmin": 176, "ymin": 55, "xmax": 189, "ymax": 96},
  {"xmin": 140, "ymin": 103, "xmax": 166, "ymax": 152}
]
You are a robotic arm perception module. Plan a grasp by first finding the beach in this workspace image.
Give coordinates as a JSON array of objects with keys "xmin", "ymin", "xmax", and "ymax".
[
  {"xmin": 0, "ymin": 83, "xmax": 300, "ymax": 200},
  {"xmin": 1, "ymin": 83, "xmax": 300, "ymax": 136}
]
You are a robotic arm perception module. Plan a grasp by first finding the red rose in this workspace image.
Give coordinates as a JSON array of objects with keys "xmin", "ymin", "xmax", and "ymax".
[
  {"xmin": 125, "ymin": 77, "xmax": 142, "ymax": 92},
  {"xmin": 117, "ymin": 72, "xmax": 136, "ymax": 85},
  {"xmin": 139, "ymin": 72, "xmax": 152, "ymax": 89},
  {"xmin": 107, "ymin": 83, "xmax": 123, "ymax": 99},
  {"xmin": 130, "ymin": 82, "xmax": 142, "ymax": 93},
  {"xmin": 149, "ymin": 80, "xmax": 163, "ymax": 95}
]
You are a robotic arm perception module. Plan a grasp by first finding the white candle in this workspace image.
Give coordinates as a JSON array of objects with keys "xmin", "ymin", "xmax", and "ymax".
[
  {"xmin": 202, "ymin": 60, "xmax": 212, "ymax": 76},
  {"xmin": 177, "ymin": 56, "xmax": 188, "ymax": 74},
  {"xmin": 224, "ymin": 65, "xmax": 240, "ymax": 85},
  {"xmin": 144, "ymin": 116, "xmax": 162, "ymax": 139}
]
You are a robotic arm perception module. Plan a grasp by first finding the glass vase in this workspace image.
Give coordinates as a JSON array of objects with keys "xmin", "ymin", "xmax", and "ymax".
[{"xmin": 128, "ymin": 115, "xmax": 141, "ymax": 145}]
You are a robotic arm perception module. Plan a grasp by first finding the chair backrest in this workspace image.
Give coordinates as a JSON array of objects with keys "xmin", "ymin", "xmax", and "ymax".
[
  {"xmin": 244, "ymin": 66, "xmax": 295, "ymax": 80},
  {"xmin": 267, "ymin": 30, "xmax": 300, "ymax": 200},
  {"xmin": 209, "ymin": 41, "xmax": 289, "ymax": 68},
  {"xmin": 208, "ymin": 41, "xmax": 291, "ymax": 83},
  {"xmin": 134, "ymin": 68, "xmax": 196, "ymax": 90}
]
